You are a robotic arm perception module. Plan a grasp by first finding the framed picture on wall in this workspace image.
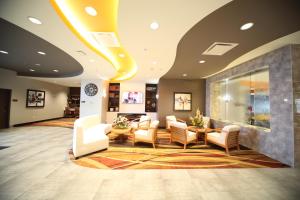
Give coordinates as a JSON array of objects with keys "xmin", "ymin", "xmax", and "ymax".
[
  {"xmin": 26, "ymin": 89, "xmax": 45, "ymax": 108},
  {"xmin": 174, "ymin": 92, "xmax": 192, "ymax": 111}
]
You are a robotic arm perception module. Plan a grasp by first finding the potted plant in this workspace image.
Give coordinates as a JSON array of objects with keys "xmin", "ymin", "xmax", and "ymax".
[
  {"xmin": 190, "ymin": 108, "xmax": 204, "ymax": 128},
  {"xmin": 113, "ymin": 116, "xmax": 130, "ymax": 129}
]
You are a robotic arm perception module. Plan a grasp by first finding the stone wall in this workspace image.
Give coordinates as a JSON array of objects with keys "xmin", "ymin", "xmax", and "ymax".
[
  {"xmin": 292, "ymin": 45, "xmax": 300, "ymax": 167},
  {"xmin": 206, "ymin": 45, "xmax": 299, "ymax": 166}
]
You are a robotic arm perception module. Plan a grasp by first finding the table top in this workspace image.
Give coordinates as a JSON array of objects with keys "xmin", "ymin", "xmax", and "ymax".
[
  {"xmin": 187, "ymin": 126, "xmax": 215, "ymax": 133},
  {"xmin": 111, "ymin": 127, "xmax": 131, "ymax": 134}
]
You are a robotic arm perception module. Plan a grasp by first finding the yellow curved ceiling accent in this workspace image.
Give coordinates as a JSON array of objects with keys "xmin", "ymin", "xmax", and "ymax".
[{"xmin": 50, "ymin": 0, "xmax": 138, "ymax": 81}]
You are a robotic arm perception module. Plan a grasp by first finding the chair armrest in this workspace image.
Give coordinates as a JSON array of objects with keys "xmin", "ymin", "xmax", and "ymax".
[
  {"xmin": 131, "ymin": 118, "xmax": 140, "ymax": 122},
  {"xmin": 137, "ymin": 119, "xmax": 151, "ymax": 127},
  {"xmin": 176, "ymin": 118, "xmax": 186, "ymax": 123},
  {"xmin": 211, "ymin": 128, "xmax": 222, "ymax": 133},
  {"xmin": 138, "ymin": 119, "xmax": 151, "ymax": 124}
]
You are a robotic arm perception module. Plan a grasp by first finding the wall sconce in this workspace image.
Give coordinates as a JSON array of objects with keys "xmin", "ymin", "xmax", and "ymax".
[{"xmin": 222, "ymin": 94, "xmax": 231, "ymax": 102}]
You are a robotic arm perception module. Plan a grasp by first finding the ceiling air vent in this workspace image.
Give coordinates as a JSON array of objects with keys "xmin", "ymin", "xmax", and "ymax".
[
  {"xmin": 202, "ymin": 42, "xmax": 238, "ymax": 56},
  {"xmin": 76, "ymin": 50, "xmax": 86, "ymax": 55},
  {"xmin": 90, "ymin": 32, "xmax": 120, "ymax": 47}
]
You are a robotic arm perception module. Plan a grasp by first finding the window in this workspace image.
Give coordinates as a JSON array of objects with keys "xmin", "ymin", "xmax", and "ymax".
[{"xmin": 210, "ymin": 69, "xmax": 270, "ymax": 128}]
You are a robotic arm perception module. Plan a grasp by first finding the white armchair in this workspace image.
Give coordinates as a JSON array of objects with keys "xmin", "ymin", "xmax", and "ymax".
[
  {"xmin": 166, "ymin": 115, "xmax": 186, "ymax": 130},
  {"xmin": 132, "ymin": 120, "xmax": 159, "ymax": 148},
  {"xmin": 73, "ymin": 115, "xmax": 112, "ymax": 158},
  {"xmin": 206, "ymin": 125, "xmax": 240, "ymax": 155},
  {"xmin": 131, "ymin": 115, "xmax": 151, "ymax": 130},
  {"xmin": 170, "ymin": 121, "xmax": 197, "ymax": 149}
]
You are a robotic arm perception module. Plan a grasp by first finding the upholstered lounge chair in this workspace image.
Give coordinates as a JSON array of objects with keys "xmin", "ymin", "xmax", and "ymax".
[
  {"xmin": 166, "ymin": 115, "xmax": 186, "ymax": 130},
  {"xmin": 206, "ymin": 125, "xmax": 240, "ymax": 155},
  {"xmin": 132, "ymin": 120, "xmax": 159, "ymax": 148},
  {"xmin": 170, "ymin": 121, "xmax": 197, "ymax": 149},
  {"xmin": 131, "ymin": 115, "xmax": 151, "ymax": 130},
  {"xmin": 73, "ymin": 115, "xmax": 112, "ymax": 158}
]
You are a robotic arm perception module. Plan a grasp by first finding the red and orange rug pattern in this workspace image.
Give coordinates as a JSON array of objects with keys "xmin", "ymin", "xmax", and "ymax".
[{"xmin": 70, "ymin": 132, "xmax": 288, "ymax": 170}]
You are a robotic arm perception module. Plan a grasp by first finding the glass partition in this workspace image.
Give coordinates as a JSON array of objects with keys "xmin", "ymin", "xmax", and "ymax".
[{"xmin": 210, "ymin": 68, "xmax": 270, "ymax": 129}]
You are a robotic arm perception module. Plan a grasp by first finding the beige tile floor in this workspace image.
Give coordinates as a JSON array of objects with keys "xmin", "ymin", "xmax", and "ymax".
[{"xmin": 0, "ymin": 126, "xmax": 300, "ymax": 200}]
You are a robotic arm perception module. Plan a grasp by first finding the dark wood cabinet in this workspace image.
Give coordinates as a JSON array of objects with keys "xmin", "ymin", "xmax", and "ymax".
[
  {"xmin": 68, "ymin": 87, "xmax": 80, "ymax": 108},
  {"xmin": 145, "ymin": 84, "xmax": 158, "ymax": 112},
  {"xmin": 108, "ymin": 83, "xmax": 120, "ymax": 112}
]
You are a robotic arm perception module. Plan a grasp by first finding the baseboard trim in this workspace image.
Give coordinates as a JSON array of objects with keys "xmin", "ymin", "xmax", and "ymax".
[{"xmin": 13, "ymin": 117, "xmax": 64, "ymax": 127}]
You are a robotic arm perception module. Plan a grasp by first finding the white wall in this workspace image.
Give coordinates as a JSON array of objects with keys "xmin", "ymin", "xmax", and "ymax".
[
  {"xmin": 106, "ymin": 81, "xmax": 157, "ymax": 123},
  {"xmin": 0, "ymin": 69, "xmax": 68, "ymax": 126},
  {"xmin": 80, "ymin": 79, "xmax": 108, "ymax": 123}
]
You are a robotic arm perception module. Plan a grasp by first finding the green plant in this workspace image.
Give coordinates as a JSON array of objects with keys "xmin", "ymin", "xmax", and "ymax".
[
  {"xmin": 190, "ymin": 108, "xmax": 204, "ymax": 128},
  {"xmin": 113, "ymin": 116, "xmax": 129, "ymax": 129}
]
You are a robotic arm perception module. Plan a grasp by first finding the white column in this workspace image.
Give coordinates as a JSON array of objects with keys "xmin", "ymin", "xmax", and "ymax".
[{"xmin": 80, "ymin": 79, "xmax": 107, "ymax": 122}]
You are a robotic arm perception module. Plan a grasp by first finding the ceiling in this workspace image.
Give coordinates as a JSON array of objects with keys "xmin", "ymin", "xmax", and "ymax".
[
  {"xmin": 1, "ymin": 0, "xmax": 299, "ymax": 86},
  {"xmin": 0, "ymin": 0, "xmax": 230, "ymax": 86},
  {"xmin": 163, "ymin": 0, "xmax": 300, "ymax": 79},
  {"xmin": 0, "ymin": 18, "xmax": 83, "ymax": 77}
]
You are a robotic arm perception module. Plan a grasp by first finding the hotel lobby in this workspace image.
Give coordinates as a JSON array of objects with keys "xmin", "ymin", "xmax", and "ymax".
[{"xmin": 1, "ymin": 0, "xmax": 300, "ymax": 199}]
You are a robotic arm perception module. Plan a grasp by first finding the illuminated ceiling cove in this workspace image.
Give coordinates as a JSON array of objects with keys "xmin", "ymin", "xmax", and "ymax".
[{"xmin": 50, "ymin": 0, "xmax": 137, "ymax": 81}]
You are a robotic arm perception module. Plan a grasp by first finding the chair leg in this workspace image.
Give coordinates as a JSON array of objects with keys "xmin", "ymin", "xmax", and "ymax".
[
  {"xmin": 152, "ymin": 143, "xmax": 156, "ymax": 149},
  {"xmin": 225, "ymin": 146, "xmax": 230, "ymax": 155},
  {"xmin": 237, "ymin": 144, "xmax": 240, "ymax": 151},
  {"xmin": 184, "ymin": 144, "xmax": 187, "ymax": 149}
]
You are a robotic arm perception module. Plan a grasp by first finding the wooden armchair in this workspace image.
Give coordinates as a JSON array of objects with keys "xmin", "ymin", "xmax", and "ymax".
[
  {"xmin": 64, "ymin": 107, "xmax": 74, "ymax": 117},
  {"xmin": 166, "ymin": 115, "xmax": 186, "ymax": 131},
  {"xmin": 170, "ymin": 122, "xmax": 197, "ymax": 149},
  {"xmin": 206, "ymin": 125, "xmax": 240, "ymax": 155},
  {"xmin": 131, "ymin": 115, "xmax": 151, "ymax": 130},
  {"xmin": 132, "ymin": 120, "xmax": 159, "ymax": 148}
]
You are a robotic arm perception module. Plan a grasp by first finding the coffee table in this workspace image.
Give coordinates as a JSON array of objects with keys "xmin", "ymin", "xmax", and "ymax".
[
  {"xmin": 110, "ymin": 127, "xmax": 132, "ymax": 143},
  {"xmin": 187, "ymin": 126, "xmax": 216, "ymax": 144}
]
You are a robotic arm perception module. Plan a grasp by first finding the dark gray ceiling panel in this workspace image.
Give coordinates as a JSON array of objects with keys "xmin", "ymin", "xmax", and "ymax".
[
  {"xmin": 0, "ymin": 18, "xmax": 83, "ymax": 77},
  {"xmin": 163, "ymin": 0, "xmax": 300, "ymax": 79}
]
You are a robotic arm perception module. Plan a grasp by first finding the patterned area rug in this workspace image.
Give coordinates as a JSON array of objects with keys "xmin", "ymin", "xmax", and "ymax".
[
  {"xmin": 29, "ymin": 118, "xmax": 75, "ymax": 128},
  {"xmin": 70, "ymin": 131, "xmax": 288, "ymax": 169}
]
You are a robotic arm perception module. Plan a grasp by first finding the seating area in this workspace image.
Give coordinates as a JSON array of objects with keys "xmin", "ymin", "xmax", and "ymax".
[
  {"xmin": 1, "ymin": 0, "xmax": 300, "ymax": 199},
  {"xmin": 73, "ymin": 113, "xmax": 241, "ymax": 158}
]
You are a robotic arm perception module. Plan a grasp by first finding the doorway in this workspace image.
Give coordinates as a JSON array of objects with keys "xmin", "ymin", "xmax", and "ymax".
[{"xmin": 0, "ymin": 88, "xmax": 11, "ymax": 129}]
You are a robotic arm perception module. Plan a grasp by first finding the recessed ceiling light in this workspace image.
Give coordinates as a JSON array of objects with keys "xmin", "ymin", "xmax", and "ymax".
[
  {"xmin": 199, "ymin": 60, "xmax": 206, "ymax": 64},
  {"xmin": 28, "ymin": 16, "xmax": 42, "ymax": 25},
  {"xmin": 85, "ymin": 6, "xmax": 97, "ymax": 16},
  {"xmin": 0, "ymin": 50, "xmax": 8, "ymax": 54},
  {"xmin": 150, "ymin": 21, "xmax": 159, "ymax": 30},
  {"xmin": 182, "ymin": 73, "xmax": 187, "ymax": 77},
  {"xmin": 152, "ymin": 61, "xmax": 157, "ymax": 65},
  {"xmin": 35, "ymin": 63, "xmax": 41, "ymax": 66},
  {"xmin": 240, "ymin": 22, "xmax": 254, "ymax": 30},
  {"xmin": 119, "ymin": 53, "xmax": 125, "ymax": 58},
  {"xmin": 89, "ymin": 59, "xmax": 95, "ymax": 62},
  {"xmin": 37, "ymin": 51, "xmax": 46, "ymax": 55},
  {"xmin": 53, "ymin": 69, "xmax": 59, "ymax": 72},
  {"xmin": 29, "ymin": 69, "xmax": 35, "ymax": 72}
]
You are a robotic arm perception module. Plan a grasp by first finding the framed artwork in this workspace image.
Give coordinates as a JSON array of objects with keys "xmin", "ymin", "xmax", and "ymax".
[
  {"xmin": 174, "ymin": 92, "xmax": 192, "ymax": 111},
  {"xmin": 26, "ymin": 89, "xmax": 45, "ymax": 107}
]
